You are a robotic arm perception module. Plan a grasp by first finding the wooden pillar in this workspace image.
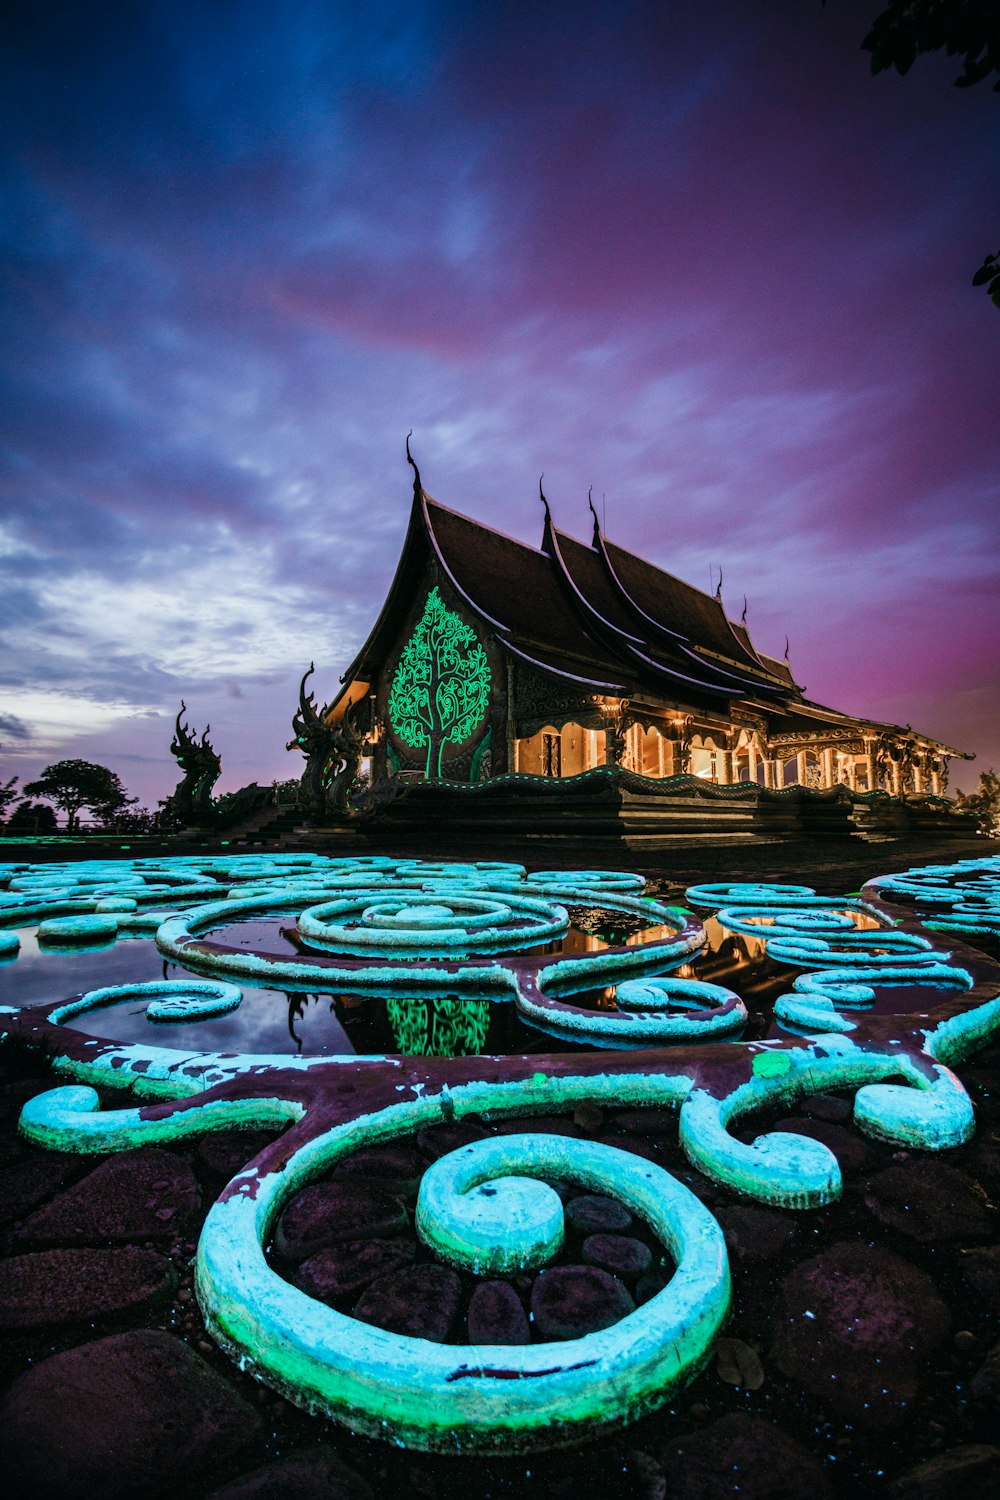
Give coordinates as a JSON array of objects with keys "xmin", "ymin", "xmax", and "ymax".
[
  {"xmin": 912, "ymin": 761, "xmax": 924, "ymax": 794},
  {"xmin": 930, "ymin": 770, "xmax": 941, "ymax": 796},
  {"xmin": 657, "ymin": 731, "xmax": 665, "ymax": 778},
  {"xmin": 796, "ymin": 751, "xmax": 808, "ymax": 786},
  {"xmin": 717, "ymin": 748, "xmax": 732, "ymax": 785},
  {"xmin": 822, "ymin": 748, "xmax": 835, "ymax": 788},
  {"xmin": 891, "ymin": 760, "xmax": 902, "ymax": 796},
  {"xmin": 862, "ymin": 751, "xmax": 876, "ymax": 791},
  {"xmin": 748, "ymin": 741, "xmax": 759, "ymax": 785},
  {"xmin": 762, "ymin": 757, "xmax": 775, "ymax": 789},
  {"xmin": 505, "ymin": 660, "xmax": 516, "ymax": 776}
]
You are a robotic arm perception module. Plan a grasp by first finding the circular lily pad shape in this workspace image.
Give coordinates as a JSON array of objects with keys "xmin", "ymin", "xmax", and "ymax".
[
  {"xmin": 297, "ymin": 890, "xmax": 569, "ymax": 958},
  {"xmin": 37, "ymin": 915, "xmax": 119, "ymax": 946}
]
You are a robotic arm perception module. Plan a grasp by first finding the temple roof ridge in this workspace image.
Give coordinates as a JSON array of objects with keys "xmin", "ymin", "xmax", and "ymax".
[{"xmin": 423, "ymin": 494, "xmax": 550, "ymax": 558}]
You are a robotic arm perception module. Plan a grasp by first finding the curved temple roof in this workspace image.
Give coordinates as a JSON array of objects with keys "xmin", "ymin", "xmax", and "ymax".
[{"xmin": 333, "ymin": 471, "xmax": 967, "ymax": 759}]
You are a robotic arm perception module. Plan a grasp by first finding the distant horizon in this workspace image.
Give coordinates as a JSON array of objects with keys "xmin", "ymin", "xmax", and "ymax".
[{"xmin": 2, "ymin": 1, "xmax": 997, "ymax": 808}]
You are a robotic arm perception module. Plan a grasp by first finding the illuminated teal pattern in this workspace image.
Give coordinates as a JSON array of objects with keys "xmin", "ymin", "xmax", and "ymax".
[{"xmin": 3, "ymin": 852, "xmax": 1000, "ymax": 1452}]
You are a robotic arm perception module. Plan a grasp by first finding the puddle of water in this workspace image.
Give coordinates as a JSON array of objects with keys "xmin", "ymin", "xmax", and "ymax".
[{"xmin": 0, "ymin": 903, "xmax": 950, "ymax": 1059}]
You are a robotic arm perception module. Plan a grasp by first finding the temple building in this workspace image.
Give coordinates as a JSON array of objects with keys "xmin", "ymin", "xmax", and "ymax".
[{"xmin": 324, "ymin": 456, "xmax": 967, "ymax": 829}]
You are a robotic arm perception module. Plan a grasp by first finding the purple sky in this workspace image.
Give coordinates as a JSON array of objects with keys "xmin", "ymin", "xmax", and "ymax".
[{"xmin": 1, "ymin": 0, "xmax": 998, "ymax": 808}]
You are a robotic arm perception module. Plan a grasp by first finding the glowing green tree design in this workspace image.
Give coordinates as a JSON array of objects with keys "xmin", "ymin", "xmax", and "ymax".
[{"xmin": 388, "ymin": 588, "xmax": 491, "ymax": 778}]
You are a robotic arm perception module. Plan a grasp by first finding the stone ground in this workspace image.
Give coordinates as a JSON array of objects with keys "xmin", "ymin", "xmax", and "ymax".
[{"xmin": 0, "ymin": 833, "xmax": 998, "ymax": 1499}]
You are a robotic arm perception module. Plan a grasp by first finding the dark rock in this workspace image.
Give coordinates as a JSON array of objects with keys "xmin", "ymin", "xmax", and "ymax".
[
  {"xmin": 0, "ymin": 1077, "xmax": 57, "ymax": 1132},
  {"xmin": 573, "ymin": 1101, "xmax": 603, "ymax": 1133},
  {"xmin": 621, "ymin": 1447, "xmax": 667, "ymax": 1500},
  {"xmin": 0, "ymin": 1151, "xmax": 80, "ymax": 1228},
  {"xmin": 773, "ymin": 1116, "xmax": 871, "ymax": 1175},
  {"xmin": 493, "ymin": 1115, "xmax": 579, "ymax": 1137},
  {"xmin": 802, "ymin": 1091, "xmax": 853, "ymax": 1124},
  {"xmin": 354, "ymin": 1263, "xmax": 461, "ymax": 1341},
  {"xmin": 467, "ymin": 1279, "xmax": 530, "ymax": 1344},
  {"xmin": 565, "ymin": 1194, "xmax": 631, "ymax": 1235},
  {"xmin": 581, "ymin": 1233, "xmax": 652, "ymax": 1280},
  {"xmin": 771, "ymin": 1241, "xmax": 951, "ymax": 1430},
  {"xmin": 966, "ymin": 1129, "xmax": 1000, "ymax": 1193},
  {"xmin": 333, "ymin": 1143, "xmax": 424, "ymax": 1197},
  {"xmin": 715, "ymin": 1204, "xmax": 799, "ymax": 1264},
  {"xmin": 274, "ymin": 1181, "xmax": 408, "ymax": 1260},
  {"xmin": 608, "ymin": 1108, "xmax": 678, "ymax": 1137},
  {"xmin": 16, "ymin": 1147, "xmax": 200, "ymax": 1246},
  {"xmin": 0, "ymin": 1245, "xmax": 175, "ymax": 1328},
  {"xmin": 595, "ymin": 1131, "xmax": 663, "ymax": 1164},
  {"xmin": 635, "ymin": 1266, "xmax": 672, "ymax": 1305},
  {"xmin": 195, "ymin": 1130, "xmax": 278, "ymax": 1182},
  {"xmin": 957, "ymin": 1246, "xmax": 1000, "ymax": 1311},
  {"xmin": 0, "ymin": 1329, "xmax": 260, "ymax": 1500},
  {"xmin": 205, "ymin": 1445, "xmax": 373, "ymax": 1500},
  {"xmin": 530, "ymin": 1264, "xmax": 634, "ymax": 1340},
  {"xmin": 887, "ymin": 1444, "xmax": 1000, "ymax": 1499},
  {"xmin": 970, "ymin": 1339, "xmax": 1000, "ymax": 1410},
  {"xmin": 656, "ymin": 1412, "xmax": 834, "ymax": 1500},
  {"xmin": 960, "ymin": 1067, "xmax": 1000, "ymax": 1122},
  {"xmin": 416, "ymin": 1120, "xmax": 489, "ymax": 1161},
  {"xmin": 864, "ymin": 1162, "xmax": 994, "ymax": 1243},
  {"xmin": 296, "ymin": 1237, "xmax": 415, "ymax": 1302}
]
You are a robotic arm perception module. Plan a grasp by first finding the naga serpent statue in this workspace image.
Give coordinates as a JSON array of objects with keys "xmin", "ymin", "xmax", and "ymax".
[
  {"xmin": 287, "ymin": 665, "xmax": 366, "ymax": 821},
  {"xmin": 166, "ymin": 702, "xmax": 222, "ymax": 827}
]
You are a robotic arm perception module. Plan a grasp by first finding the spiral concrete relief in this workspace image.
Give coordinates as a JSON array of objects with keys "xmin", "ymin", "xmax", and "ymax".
[{"xmin": 2, "ymin": 851, "xmax": 1000, "ymax": 1452}]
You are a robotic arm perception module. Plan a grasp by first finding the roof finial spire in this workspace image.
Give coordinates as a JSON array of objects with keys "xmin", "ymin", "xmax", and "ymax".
[
  {"xmin": 741, "ymin": 595, "xmax": 748, "ymax": 624},
  {"xmin": 715, "ymin": 566, "xmax": 723, "ymax": 601},
  {"xmin": 405, "ymin": 430, "xmax": 422, "ymax": 499},
  {"xmin": 784, "ymin": 635, "xmax": 791, "ymax": 663},
  {"xmin": 588, "ymin": 485, "xmax": 601, "ymax": 546},
  {"xmin": 538, "ymin": 473, "xmax": 551, "ymax": 521}
]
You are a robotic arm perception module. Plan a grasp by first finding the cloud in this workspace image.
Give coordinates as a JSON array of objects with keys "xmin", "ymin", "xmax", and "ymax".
[
  {"xmin": 0, "ymin": 689, "xmax": 155, "ymax": 748},
  {"xmin": 0, "ymin": 712, "xmax": 30, "ymax": 742},
  {"xmin": 0, "ymin": 0, "xmax": 997, "ymax": 804}
]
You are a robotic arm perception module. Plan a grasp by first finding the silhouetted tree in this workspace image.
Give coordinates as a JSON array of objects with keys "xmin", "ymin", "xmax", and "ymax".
[
  {"xmin": 861, "ymin": 1, "xmax": 1000, "ymax": 90},
  {"xmin": 5, "ymin": 800, "xmax": 58, "ymax": 836},
  {"xmin": 0, "ymin": 774, "xmax": 18, "ymax": 825},
  {"xmin": 835, "ymin": 2, "xmax": 1000, "ymax": 308},
  {"xmin": 23, "ymin": 760, "xmax": 136, "ymax": 832}
]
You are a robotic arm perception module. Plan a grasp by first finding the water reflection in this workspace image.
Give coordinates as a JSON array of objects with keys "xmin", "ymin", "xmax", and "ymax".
[
  {"xmin": 2, "ymin": 902, "xmax": 917, "ymax": 1059},
  {"xmin": 385, "ymin": 993, "xmax": 489, "ymax": 1057}
]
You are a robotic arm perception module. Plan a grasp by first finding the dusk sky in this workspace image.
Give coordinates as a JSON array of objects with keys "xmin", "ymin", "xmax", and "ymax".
[{"xmin": 2, "ymin": 0, "xmax": 998, "ymax": 809}]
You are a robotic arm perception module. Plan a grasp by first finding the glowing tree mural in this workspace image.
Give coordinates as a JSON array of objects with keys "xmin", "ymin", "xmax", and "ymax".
[{"xmin": 388, "ymin": 588, "xmax": 491, "ymax": 779}]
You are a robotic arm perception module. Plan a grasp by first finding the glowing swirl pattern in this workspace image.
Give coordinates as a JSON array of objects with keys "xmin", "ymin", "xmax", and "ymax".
[
  {"xmin": 516, "ymin": 974, "xmax": 747, "ymax": 1048},
  {"xmin": 197, "ymin": 1102, "xmax": 730, "ymax": 1453},
  {"xmin": 871, "ymin": 856, "xmax": 1000, "ymax": 938},
  {"xmin": 700, "ymin": 880, "xmax": 978, "ymax": 1042},
  {"xmin": 3, "ymin": 853, "xmax": 1000, "ymax": 1453},
  {"xmin": 297, "ymin": 889, "xmax": 569, "ymax": 958},
  {"xmin": 50, "ymin": 980, "xmax": 244, "ymax": 1027}
]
